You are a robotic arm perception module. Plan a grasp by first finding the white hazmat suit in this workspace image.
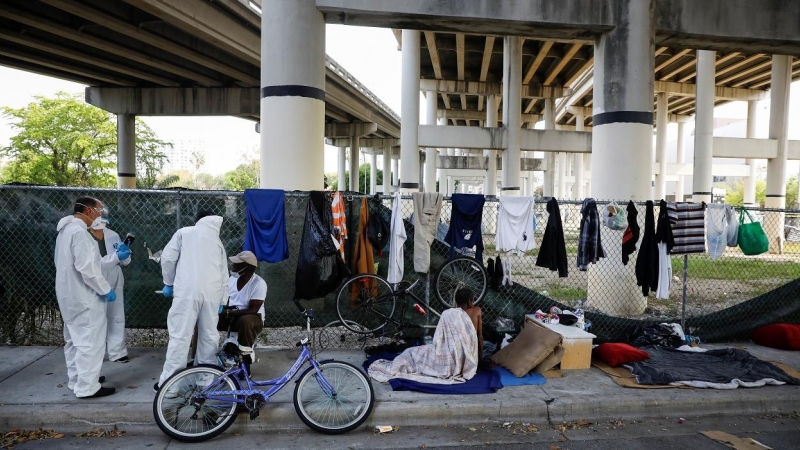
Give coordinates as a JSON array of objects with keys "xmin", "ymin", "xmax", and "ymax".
[
  {"xmin": 158, "ymin": 215, "xmax": 228, "ymax": 386},
  {"xmin": 54, "ymin": 216, "xmax": 111, "ymax": 398},
  {"xmin": 96, "ymin": 228, "xmax": 131, "ymax": 361}
]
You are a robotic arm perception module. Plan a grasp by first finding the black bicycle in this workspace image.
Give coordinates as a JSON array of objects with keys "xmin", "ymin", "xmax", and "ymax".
[{"xmin": 335, "ymin": 256, "xmax": 487, "ymax": 335}]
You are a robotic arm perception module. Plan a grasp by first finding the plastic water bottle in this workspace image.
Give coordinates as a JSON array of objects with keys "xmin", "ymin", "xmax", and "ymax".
[{"xmin": 413, "ymin": 303, "xmax": 427, "ymax": 316}]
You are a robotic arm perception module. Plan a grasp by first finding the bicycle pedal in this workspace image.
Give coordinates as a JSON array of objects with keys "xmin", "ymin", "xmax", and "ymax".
[{"xmin": 249, "ymin": 409, "xmax": 260, "ymax": 420}]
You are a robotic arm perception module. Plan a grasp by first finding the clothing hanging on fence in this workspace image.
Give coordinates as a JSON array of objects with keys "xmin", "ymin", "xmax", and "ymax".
[
  {"xmin": 622, "ymin": 200, "xmax": 640, "ymax": 265},
  {"xmin": 655, "ymin": 200, "xmax": 675, "ymax": 299},
  {"xmin": 725, "ymin": 205, "xmax": 739, "ymax": 247},
  {"xmin": 501, "ymin": 257, "xmax": 513, "ymax": 287},
  {"xmin": 706, "ymin": 203, "xmax": 728, "ymax": 260},
  {"xmin": 331, "ymin": 191, "xmax": 348, "ymax": 262},
  {"xmin": 494, "ymin": 255, "xmax": 504, "ymax": 290},
  {"xmin": 412, "ymin": 192, "xmax": 443, "ymax": 273},
  {"xmin": 495, "ymin": 196, "xmax": 536, "ymax": 256},
  {"xmin": 535, "ymin": 198, "xmax": 568, "ymax": 278},
  {"xmin": 352, "ymin": 197, "xmax": 376, "ymax": 276},
  {"xmin": 445, "ymin": 193, "xmax": 486, "ymax": 262},
  {"xmin": 487, "ymin": 258, "xmax": 497, "ymax": 291},
  {"xmin": 294, "ymin": 192, "xmax": 347, "ymax": 300},
  {"xmin": 387, "ymin": 192, "xmax": 406, "ymax": 284},
  {"xmin": 667, "ymin": 202, "xmax": 706, "ymax": 254},
  {"xmin": 577, "ymin": 198, "xmax": 605, "ymax": 271},
  {"xmin": 243, "ymin": 189, "xmax": 289, "ymax": 263},
  {"xmin": 636, "ymin": 200, "xmax": 658, "ymax": 297}
]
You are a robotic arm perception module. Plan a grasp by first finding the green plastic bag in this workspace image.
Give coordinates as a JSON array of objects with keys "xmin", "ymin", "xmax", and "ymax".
[{"xmin": 738, "ymin": 207, "xmax": 768, "ymax": 256}]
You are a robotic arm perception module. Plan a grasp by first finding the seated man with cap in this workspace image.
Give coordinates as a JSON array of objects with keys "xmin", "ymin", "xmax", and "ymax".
[{"xmin": 218, "ymin": 251, "xmax": 267, "ymax": 375}]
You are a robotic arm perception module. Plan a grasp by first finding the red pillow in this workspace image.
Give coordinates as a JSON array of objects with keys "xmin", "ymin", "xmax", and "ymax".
[
  {"xmin": 593, "ymin": 343, "xmax": 650, "ymax": 367},
  {"xmin": 752, "ymin": 324, "xmax": 800, "ymax": 351}
]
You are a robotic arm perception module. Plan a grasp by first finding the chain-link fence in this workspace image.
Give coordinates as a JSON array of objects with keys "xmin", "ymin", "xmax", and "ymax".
[{"xmin": 1, "ymin": 185, "xmax": 798, "ymax": 349}]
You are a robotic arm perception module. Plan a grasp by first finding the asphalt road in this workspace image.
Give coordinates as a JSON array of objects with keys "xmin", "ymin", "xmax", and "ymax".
[{"xmin": 5, "ymin": 412, "xmax": 799, "ymax": 449}]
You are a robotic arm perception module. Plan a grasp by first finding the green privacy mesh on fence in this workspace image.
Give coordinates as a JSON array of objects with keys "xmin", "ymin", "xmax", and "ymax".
[{"xmin": 1, "ymin": 185, "xmax": 799, "ymax": 347}]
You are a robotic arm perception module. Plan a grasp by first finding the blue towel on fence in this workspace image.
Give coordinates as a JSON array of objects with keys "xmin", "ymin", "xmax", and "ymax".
[
  {"xmin": 243, "ymin": 189, "xmax": 289, "ymax": 263},
  {"xmin": 494, "ymin": 367, "xmax": 547, "ymax": 386},
  {"xmin": 364, "ymin": 352, "xmax": 502, "ymax": 394}
]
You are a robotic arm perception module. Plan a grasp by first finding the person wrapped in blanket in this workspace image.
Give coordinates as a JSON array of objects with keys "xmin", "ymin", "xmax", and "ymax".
[{"xmin": 368, "ymin": 288, "xmax": 483, "ymax": 384}]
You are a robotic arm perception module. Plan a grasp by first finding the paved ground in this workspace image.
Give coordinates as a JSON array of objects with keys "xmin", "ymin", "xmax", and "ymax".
[{"xmin": 0, "ymin": 342, "xmax": 798, "ymax": 437}]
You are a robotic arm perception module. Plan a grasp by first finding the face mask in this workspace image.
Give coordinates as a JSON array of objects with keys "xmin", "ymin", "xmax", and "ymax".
[
  {"xmin": 91, "ymin": 217, "xmax": 109, "ymax": 230},
  {"xmin": 230, "ymin": 269, "xmax": 247, "ymax": 279}
]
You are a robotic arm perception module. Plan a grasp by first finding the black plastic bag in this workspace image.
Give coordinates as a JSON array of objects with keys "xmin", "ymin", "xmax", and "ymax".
[{"xmin": 294, "ymin": 192, "xmax": 347, "ymax": 300}]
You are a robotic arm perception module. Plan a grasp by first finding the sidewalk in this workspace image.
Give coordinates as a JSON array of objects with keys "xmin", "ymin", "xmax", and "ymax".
[{"xmin": 0, "ymin": 343, "xmax": 799, "ymax": 435}]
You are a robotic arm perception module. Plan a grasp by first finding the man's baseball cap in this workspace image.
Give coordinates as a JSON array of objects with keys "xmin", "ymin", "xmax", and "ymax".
[{"xmin": 229, "ymin": 251, "xmax": 258, "ymax": 267}]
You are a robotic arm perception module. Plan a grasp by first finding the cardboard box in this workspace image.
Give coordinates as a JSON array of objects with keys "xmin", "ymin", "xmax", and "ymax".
[{"xmin": 525, "ymin": 315, "xmax": 596, "ymax": 370}]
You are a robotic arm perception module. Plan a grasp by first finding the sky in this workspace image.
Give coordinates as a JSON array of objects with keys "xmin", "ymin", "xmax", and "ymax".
[{"xmin": 0, "ymin": 24, "xmax": 797, "ymax": 179}]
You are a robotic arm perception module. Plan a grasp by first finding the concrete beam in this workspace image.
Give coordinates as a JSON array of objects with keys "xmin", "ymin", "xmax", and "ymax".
[
  {"xmin": 438, "ymin": 109, "xmax": 541, "ymax": 124},
  {"xmin": 654, "ymin": 163, "xmax": 752, "ymax": 178},
  {"xmin": 85, "ymin": 87, "xmax": 259, "ymax": 115},
  {"xmin": 438, "ymin": 156, "xmax": 542, "ymax": 171},
  {"xmin": 326, "ymin": 138, "xmax": 400, "ymax": 148},
  {"xmin": 319, "ymin": 0, "xmax": 800, "ymax": 56},
  {"xmin": 124, "ymin": 0, "xmax": 260, "ymax": 65},
  {"xmin": 420, "ymin": 79, "xmax": 570, "ymax": 99},
  {"xmin": 324, "ymin": 122, "xmax": 378, "ymax": 138},
  {"xmin": 711, "ymin": 137, "xmax": 800, "ymax": 160},
  {"xmin": 418, "ymin": 125, "xmax": 591, "ymax": 153},
  {"xmin": 654, "ymin": 81, "xmax": 768, "ymax": 101}
]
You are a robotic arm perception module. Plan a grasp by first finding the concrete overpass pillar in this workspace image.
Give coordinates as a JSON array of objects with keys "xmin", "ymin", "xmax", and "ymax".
[
  {"xmin": 744, "ymin": 100, "xmax": 759, "ymax": 206},
  {"xmin": 400, "ymin": 30, "xmax": 421, "ymax": 192},
  {"xmin": 370, "ymin": 150, "xmax": 378, "ymax": 195},
  {"xmin": 693, "ymin": 50, "xmax": 716, "ymax": 204},
  {"xmin": 543, "ymin": 98, "xmax": 555, "ymax": 197},
  {"xmin": 485, "ymin": 94, "xmax": 499, "ymax": 196},
  {"xmin": 337, "ymin": 146, "xmax": 346, "ymax": 191},
  {"xmin": 382, "ymin": 147, "xmax": 391, "ymax": 194},
  {"xmin": 655, "ymin": 92, "xmax": 668, "ymax": 200},
  {"xmin": 116, "ymin": 114, "xmax": 136, "ymax": 189},
  {"xmin": 349, "ymin": 136, "xmax": 360, "ymax": 192},
  {"xmin": 675, "ymin": 121, "xmax": 686, "ymax": 201},
  {"xmin": 574, "ymin": 109, "xmax": 585, "ymax": 199},
  {"xmin": 588, "ymin": 0, "xmax": 654, "ymax": 316},
  {"xmin": 391, "ymin": 157, "xmax": 399, "ymax": 192},
  {"xmin": 424, "ymin": 89, "xmax": 437, "ymax": 192},
  {"xmin": 764, "ymin": 54, "xmax": 792, "ymax": 253},
  {"xmin": 260, "ymin": 0, "xmax": 324, "ymax": 191},
  {"xmin": 501, "ymin": 36, "xmax": 522, "ymax": 196}
]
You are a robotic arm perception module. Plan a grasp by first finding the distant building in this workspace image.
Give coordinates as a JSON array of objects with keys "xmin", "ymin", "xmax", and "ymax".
[{"xmin": 163, "ymin": 140, "xmax": 201, "ymax": 173}]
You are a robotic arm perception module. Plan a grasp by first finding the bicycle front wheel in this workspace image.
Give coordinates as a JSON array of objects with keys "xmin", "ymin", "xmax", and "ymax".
[
  {"xmin": 434, "ymin": 256, "xmax": 488, "ymax": 308},
  {"xmin": 294, "ymin": 361, "xmax": 375, "ymax": 434},
  {"xmin": 153, "ymin": 365, "xmax": 241, "ymax": 443},
  {"xmin": 336, "ymin": 274, "xmax": 396, "ymax": 334}
]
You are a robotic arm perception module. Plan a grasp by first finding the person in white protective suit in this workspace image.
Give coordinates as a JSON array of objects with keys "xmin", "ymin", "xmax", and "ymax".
[
  {"xmin": 55, "ymin": 197, "xmax": 127, "ymax": 398},
  {"xmin": 88, "ymin": 219, "xmax": 132, "ymax": 363},
  {"xmin": 155, "ymin": 210, "xmax": 228, "ymax": 392}
]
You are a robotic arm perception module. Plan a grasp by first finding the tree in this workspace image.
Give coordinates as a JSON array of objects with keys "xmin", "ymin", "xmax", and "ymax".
[
  {"xmin": 135, "ymin": 119, "xmax": 173, "ymax": 189},
  {"xmin": 223, "ymin": 159, "xmax": 259, "ymax": 191},
  {"xmin": 326, "ymin": 164, "xmax": 383, "ymax": 193},
  {"xmin": 1, "ymin": 92, "xmax": 171, "ymax": 188},
  {"xmin": 724, "ymin": 178, "xmax": 797, "ymax": 208}
]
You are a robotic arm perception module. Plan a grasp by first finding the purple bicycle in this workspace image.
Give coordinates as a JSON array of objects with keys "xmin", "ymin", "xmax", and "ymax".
[{"xmin": 153, "ymin": 301, "xmax": 375, "ymax": 442}]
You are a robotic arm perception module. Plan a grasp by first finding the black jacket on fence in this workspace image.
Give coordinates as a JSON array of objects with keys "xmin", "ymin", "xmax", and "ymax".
[
  {"xmin": 621, "ymin": 200, "xmax": 640, "ymax": 265},
  {"xmin": 535, "ymin": 198, "xmax": 568, "ymax": 278},
  {"xmin": 294, "ymin": 191, "xmax": 348, "ymax": 300},
  {"xmin": 635, "ymin": 200, "xmax": 658, "ymax": 297}
]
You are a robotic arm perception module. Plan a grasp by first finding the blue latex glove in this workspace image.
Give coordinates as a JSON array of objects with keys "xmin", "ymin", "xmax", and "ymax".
[
  {"xmin": 116, "ymin": 242, "xmax": 131, "ymax": 261},
  {"xmin": 162, "ymin": 285, "xmax": 173, "ymax": 297},
  {"xmin": 218, "ymin": 305, "xmax": 224, "ymax": 315},
  {"xmin": 104, "ymin": 290, "xmax": 117, "ymax": 302}
]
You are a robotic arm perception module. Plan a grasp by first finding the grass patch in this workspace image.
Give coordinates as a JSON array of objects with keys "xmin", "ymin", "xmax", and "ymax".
[
  {"xmin": 669, "ymin": 257, "xmax": 800, "ymax": 280},
  {"xmin": 545, "ymin": 286, "xmax": 587, "ymax": 302}
]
